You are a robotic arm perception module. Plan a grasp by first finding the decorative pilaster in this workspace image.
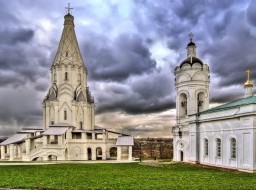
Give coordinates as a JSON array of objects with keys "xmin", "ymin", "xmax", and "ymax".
[
  {"xmin": 9, "ymin": 144, "xmax": 14, "ymax": 161},
  {"xmin": 0, "ymin": 146, "xmax": 5, "ymax": 159},
  {"xmin": 128, "ymin": 146, "xmax": 133, "ymax": 161},
  {"xmin": 91, "ymin": 148, "xmax": 96, "ymax": 160},
  {"xmin": 117, "ymin": 146, "xmax": 121, "ymax": 160},
  {"xmin": 25, "ymin": 139, "xmax": 31, "ymax": 155},
  {"xmin": 102, "ymin": 146, "xmax": 106, "ymax": 160},
  {"xmin": 17, "ymin": 145, "xmax": 22, "ymax": 158}
]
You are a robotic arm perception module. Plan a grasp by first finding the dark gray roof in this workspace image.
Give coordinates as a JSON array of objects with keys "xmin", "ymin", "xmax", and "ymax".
[
  {"xmin": 43, "ymin": 127, "xmax": 70, "ymax": 135},
  {"xmin": 0, "ymin": 133, "xmax": 28, "ymax": 145},
  {"xmin": 180, "ymin": 56, "xmax": 203, "ymax": 68}
]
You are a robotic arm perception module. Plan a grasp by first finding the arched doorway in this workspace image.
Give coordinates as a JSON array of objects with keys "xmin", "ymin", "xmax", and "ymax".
[
  {"xmin": 87, "ymin": 148, "xmax": 92, "ymax": 160},
  {"xmin": 109, "ymin": 147, "xmax": 117, "ymax": 160},
  {"xmin": 48, "ymin": 155, "xmax": 57, "ymax": 161},
  {"xmin": 96, "ymin": 147, "xmax": 102, "ymax": 160},
  {"xmin": 180, "ymin": 151, "xmax": 183, "ymax": 161}
]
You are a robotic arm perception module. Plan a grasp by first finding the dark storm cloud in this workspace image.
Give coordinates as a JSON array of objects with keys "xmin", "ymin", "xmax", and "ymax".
[
  {"xmin": 82, "ymin": 32, "xmax": 157, "ymax": 81},
  {"xmin": 0, "ymin": 87, "xmax": 42, "ymax": 135},
  {"xmin": 247, "ymin": 1, "xmax": 256, "ymax": 27},
  {"xmin": 94, "ymin": 70, "xmax": 174, "ymax": 114},
  {"xmin": 0, "ymin": 28, "xmax": 34, "ymax": 45}
]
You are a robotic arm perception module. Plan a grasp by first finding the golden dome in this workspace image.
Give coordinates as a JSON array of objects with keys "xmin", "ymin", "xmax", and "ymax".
[{"xmin": 244, "ymin": 80, "xmax": 253, "ymax": 87}]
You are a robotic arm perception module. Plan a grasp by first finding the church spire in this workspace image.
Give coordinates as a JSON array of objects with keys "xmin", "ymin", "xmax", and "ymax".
[
  {"xmin": 52, "ymin": 4, "xmax": 85, "ymax": 68},
  {"xmin": 244, "ymin": 69, "xmax": 254, "ymax": 97},
  {"xmin": 187, "ymin": 32, "xmax": 196, "ymax": 59}
]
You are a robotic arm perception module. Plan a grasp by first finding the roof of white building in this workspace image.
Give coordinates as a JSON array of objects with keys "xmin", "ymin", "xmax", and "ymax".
[
  {"xmin": 116, "ymin": 136, "xmax": 134, "ymax": 146},
  {"xmin": 43, "ymin": 127, "xmax": 70, "ymax": 135},
  {"xmin": 18, "ymin": 130, "xmax": 41, "ymax": 133},
  {"xmin": 0, "ymin": 133, "xmax": 28, "ymax": 145},
  {"xmin": 200, "ymin": 95, "xmax": 256, "ymax": 115}
]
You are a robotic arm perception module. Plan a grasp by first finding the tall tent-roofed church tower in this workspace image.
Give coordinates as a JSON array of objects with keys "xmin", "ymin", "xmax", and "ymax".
[
  {"xmin": 43, "ymin": 9, "xmax": 95, "ymax": 130},
  {"xmin": 173, "ymin": 33, "xmax": 210, "ymax": 162},
  {"xmin": 0, "ymin": 6, "xmax": 134, "ymax": 162}
]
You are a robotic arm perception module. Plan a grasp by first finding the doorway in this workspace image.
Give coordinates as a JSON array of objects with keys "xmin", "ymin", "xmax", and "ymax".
[
  {"xmin": 180, "ymin": 151, "xmax": 183, "ymax": 161},
  {"xmin": 87, "ymin": 148, "xmax": 92, "ymax": 160}
]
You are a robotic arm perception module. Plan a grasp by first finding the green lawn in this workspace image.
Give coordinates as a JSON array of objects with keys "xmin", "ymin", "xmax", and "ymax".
[{"xmin": 0, "ymin": 162, "xmax": 255, "ymax": 189}]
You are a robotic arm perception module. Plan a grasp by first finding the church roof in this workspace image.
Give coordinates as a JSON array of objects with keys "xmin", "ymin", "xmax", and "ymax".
[
  {"xmin": 0, "ymin": 133, "xmax": 28, "ymax": 145},
  {"xmin": 43, "ymin": 126, "xmax": 70, "ymax": 135},
  {"xmin": 200, "ymin": 95, "xmax": 256, "ymax": 115},
  {"xmin": 180, "ymin": 56, "xmax": 203, "ymax": 68},
  {"xmin": 52, "ymin": 13, "xmax": 85, "ymax": 68}
]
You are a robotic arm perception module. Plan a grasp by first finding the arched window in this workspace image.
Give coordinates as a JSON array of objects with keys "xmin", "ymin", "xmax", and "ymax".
[
  {"xmin": 66, "ymin": 51, "xmax": 68, "ymax": 57},
  {"xmin": 64, "ymin": 110, "xmax": 67, "ymax": 120},
  {"xmin": 204, "ymin": 139, "xmax": 209, "ymax": 156},
  {"xmin": 230, "ymin": 138, "xmax": 236, "ymax": 159},
  {"xmin": 216, "ymin": 138, "xmax": 221, "ymax": 158},
  {"xmin": 80, "ymin": 121, "xmax": 83, "ymax": 129},
  {"xmin": 180, "ymin": 93, "xmax": 187, "ymax": 117},
  {"xmin": 197, "ymin": 92, "xmax": 205, "ymax": 113},
  {"xmin": 65, "ymin": 72, "xmax": 68, "ymax": 80}
]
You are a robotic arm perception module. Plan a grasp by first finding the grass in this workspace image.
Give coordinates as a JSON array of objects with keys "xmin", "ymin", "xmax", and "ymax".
[{"xmin": 0, "ymin": 162, "xmax": 255, "ymax": 189}]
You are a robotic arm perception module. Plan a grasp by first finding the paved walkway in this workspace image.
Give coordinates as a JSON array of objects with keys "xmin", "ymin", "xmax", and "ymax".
[{"xmin": 0, "ymin": 160, "xmax": 137, "ymax": 165}]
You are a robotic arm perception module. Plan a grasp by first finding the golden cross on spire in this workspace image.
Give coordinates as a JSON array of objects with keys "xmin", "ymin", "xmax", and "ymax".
[
  {"xmin": 189, "ymin": 32, "xmax": 194, "ymax": 42},
  {"xmin": 246, "ymin": 69, "xmax": 251, "ymax": 81},
  {"xmin": 65, "ymin": 3, "xmax": 73, "ymax": 14}
]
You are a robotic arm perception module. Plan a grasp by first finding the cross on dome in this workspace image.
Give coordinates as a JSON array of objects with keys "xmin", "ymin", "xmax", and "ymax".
[
  {"xmin": 189, "ymin": 32, "xmax": 194, "ymax": 42},
  {"xmin": 246, "ymin": 69, "xmax": 251, "ymax": 81},
  {"xmin": 65, "ymin": 3, "xmax": 73, "ymax": 14}
]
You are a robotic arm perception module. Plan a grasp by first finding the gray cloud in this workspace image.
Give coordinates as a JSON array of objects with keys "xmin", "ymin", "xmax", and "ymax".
[
  {"xmin": 82, "ymin": 32, "xmax": 157, "ymax": 81},
  {"xmin": 0, "ymin": 28, "xmax": 34, "ymax": 45},
  {"xmin": 247, "ymin": 1, "xmax": 256, "ymax": 27},
  {"xmin": 93, "ymin": 69, "xmax": 174, "ymax": 114}
]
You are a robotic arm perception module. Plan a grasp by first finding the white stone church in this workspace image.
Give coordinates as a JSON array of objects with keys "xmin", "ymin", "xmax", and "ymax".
[
  {"xmin": 0, "ymin": 11, "xmax": 133, "ymax": 161},
  {"xmin": 172, "ymin": 35, "xmax": 256, "ymax": 172}
]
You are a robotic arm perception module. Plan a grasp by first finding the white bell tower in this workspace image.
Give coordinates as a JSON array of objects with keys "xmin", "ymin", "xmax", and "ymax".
[{"xmin": 173, "ymin": 34, "xmax": 210, "ymax": 162}]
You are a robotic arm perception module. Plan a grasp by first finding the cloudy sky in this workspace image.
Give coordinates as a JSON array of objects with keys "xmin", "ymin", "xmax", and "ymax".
[{"xmin": 0, "ymin": 0, "xmax": 255, "ymax": 137}]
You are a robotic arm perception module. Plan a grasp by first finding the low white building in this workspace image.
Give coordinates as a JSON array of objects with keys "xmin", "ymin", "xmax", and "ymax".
[
  {"xmin": 0, "ymin": 10, "xmax": 133, "ymax": 161},
  {"xmin": 173, "ymin": 35, "xmax": 256, "ymax": 172}
]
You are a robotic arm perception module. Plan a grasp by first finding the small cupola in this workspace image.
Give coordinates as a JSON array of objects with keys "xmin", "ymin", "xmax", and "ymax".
[
  {"xmin": 64, "ymin": 3, "xmax": 74, "ymax": 26},
  {"xmin": 187, "ymin": 32, "xmax": 196, "ymax": 58},
  {"xmin": 244, "ymin": 69, "xmax": 254, "ymax": 97},
  {"xmin": 179, "ymin": 33, "xmax": 203, "ymax": 68}
]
